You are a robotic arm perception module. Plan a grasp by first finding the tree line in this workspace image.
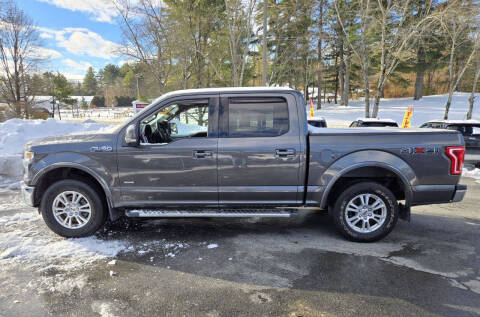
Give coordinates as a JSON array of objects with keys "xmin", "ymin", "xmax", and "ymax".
[
  {"xmin": 110, "ymin": 0, "xmax": 480, "ymax": 119},
  {"xmin": 1, "ymin": 0, "xmax": 479, "ymax": 121}
]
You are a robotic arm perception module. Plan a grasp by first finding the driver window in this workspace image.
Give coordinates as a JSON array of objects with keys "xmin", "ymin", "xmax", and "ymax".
[{"xmin": 140, "ymin": 100, "xmax": 209, "ymax": 144}]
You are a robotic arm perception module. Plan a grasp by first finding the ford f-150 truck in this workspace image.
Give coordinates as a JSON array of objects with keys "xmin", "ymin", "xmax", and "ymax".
[{"xmin": 21, "ymin": 87, "xmax": 467, "ymax": 241}]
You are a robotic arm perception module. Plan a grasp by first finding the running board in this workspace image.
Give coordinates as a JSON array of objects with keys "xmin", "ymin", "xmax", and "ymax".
[{"xmin": 124, "ymin": 209, "xmax": 294, "ymax": 218}]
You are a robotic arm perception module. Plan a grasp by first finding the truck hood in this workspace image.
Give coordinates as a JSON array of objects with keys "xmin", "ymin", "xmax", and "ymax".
[{"xmin": 26, "ymin": 132, "xmax": 117, "ymax": 154}]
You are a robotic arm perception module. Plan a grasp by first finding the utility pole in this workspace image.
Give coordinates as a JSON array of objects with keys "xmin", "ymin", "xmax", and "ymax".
[{"xmin": 262, "ymin": 0, "xmax": 268, "ymax": 86}]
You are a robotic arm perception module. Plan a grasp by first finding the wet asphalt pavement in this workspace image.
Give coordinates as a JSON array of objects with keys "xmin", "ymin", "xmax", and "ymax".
[{"xmin": 0, "ymin": 178, "xmax": 479, "ymax": 316}]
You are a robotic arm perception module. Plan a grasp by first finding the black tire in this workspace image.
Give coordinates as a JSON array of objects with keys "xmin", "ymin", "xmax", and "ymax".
[
  {"xmin": 331, "ymin": 182, "xmax": 398, "ymax": 242},
  {"xmin": 40, "ymin": 179, "xmax": 106, "ymax": 238}
]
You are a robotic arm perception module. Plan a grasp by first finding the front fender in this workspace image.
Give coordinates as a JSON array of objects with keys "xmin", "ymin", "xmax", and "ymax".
[
  {"xmin": 30, "ymin": 152, "xmax": 118, "ymax": 220},
  {"xmin": 317, "ymin": 150, "xmax": 417, "ymax": 209}
]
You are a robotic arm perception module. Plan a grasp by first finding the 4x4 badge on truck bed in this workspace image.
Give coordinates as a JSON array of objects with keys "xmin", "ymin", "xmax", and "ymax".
[{"xmin": 400, "ymin": 147, "xmax": 439, "ymax": 155}]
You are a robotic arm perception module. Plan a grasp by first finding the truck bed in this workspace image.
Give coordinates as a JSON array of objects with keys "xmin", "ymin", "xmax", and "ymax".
[{"xmin": 306, "ymin": 127, "xmax": 464, "ymax": 208}]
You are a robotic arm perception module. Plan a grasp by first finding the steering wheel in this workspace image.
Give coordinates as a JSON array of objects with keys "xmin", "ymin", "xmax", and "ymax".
[{"xmin": 157, "ymin": 121, "xmax": 173, "ymax": 143}]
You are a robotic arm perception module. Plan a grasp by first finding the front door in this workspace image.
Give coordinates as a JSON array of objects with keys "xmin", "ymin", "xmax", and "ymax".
[
  {"xmin": 217, "ymin": 93, "xmax": 301, "ymax": 206},
  {"xmin": 116, "ymin": 96, "xmax": 219, "ymax": 207}
]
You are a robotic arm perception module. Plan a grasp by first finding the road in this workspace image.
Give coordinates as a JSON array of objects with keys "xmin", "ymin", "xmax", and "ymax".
[{"xmin": 0, "ymin": 178, "xmax": 479, "ymax": 317}]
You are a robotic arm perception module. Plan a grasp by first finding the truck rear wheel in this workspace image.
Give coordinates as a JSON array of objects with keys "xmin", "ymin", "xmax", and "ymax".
[
  {"xmin": 332, "ymin": 182, "xmax": 398, "ymax": 242},
  {"xmin": 40, "ymin": 179, "xmax": 106, "ymax": 238}
]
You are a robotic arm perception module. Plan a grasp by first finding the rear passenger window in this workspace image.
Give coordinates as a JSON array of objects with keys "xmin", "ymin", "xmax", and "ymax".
[{"xmin": 227, "ymin": 97, "xmax": 289, "ymax": 137}]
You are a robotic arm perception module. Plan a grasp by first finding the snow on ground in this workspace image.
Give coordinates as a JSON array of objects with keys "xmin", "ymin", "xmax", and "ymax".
[
  {"xmin": 462, "ymin": 167, "xmax": 480, "ymax": 183},
  {"xmin": 0, "ymin": 195, "xmax": 198, "ymax": 272},
  {"xmin": 313, "ymin": 92, "xmax": 480, "ymax": 128},
  {"xmin": 0, "ymin": 214, "xmax": 126, "ymax": 271},
  {"xmin": 0, "ymin": 118, "xmax": 111, "ymax": 182}
]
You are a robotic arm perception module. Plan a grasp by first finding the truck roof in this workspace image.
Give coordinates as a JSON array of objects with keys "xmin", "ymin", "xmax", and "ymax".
[
  {"xmin": 426, "ymin": 119, "xmax": 480, "ymax": 125},
  {"xmin": 354, "ymin": 118, "xmax": 397, "ymax": 123},
  {"xmin": 156, "ymin": 87, "xmax": 294, "ymax": 100}
]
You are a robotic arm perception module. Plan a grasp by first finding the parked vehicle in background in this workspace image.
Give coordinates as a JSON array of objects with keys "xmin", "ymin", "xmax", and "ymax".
[
  {"xmin": 21, "ymin": 87, "xmax": 466, "ymax": 242},
  {"xmin": 308, "ymin": 117, "xmax": 327, "ymax": 128},
  {"xmin": 420, "ymin": 120, "xmax": 480, "ymax": 168},
  {"xmin": 350, "ymin": 118, "xmax": 399, "ymax": 128}
]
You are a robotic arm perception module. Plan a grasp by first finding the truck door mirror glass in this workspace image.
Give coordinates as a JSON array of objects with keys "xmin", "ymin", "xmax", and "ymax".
[{"xmin": 125, "ymin": 124, "xmax": 139, "ymax": 146}]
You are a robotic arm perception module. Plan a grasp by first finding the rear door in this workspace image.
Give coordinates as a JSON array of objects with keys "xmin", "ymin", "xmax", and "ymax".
[{"xmin": 217, "ymin": 93, "xmax": 302, "ymax": 206}]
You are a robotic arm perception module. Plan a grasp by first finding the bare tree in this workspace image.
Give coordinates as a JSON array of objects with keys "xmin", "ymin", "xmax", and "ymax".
[
  {"xmin": 317, "ymin": 0, "xmax": 324, "ymax": 109},
  {"xmin": 0, "ymin": 1, "xmax": 41, "ymax": 118},
  {"xmin": 436, "ymin": 1, "xmax": 479, "ymax": 119},
  {"xmin": 112, "ymin": 0, "xmax": 174, "ymax": 94},
  {"xmin": 467, "ymin": 29, "xmax": 480, "ymax": 120},
  {"xmin": 371, "ymin": 0, "xmax": 435, "ymax": 118},
  {"xmin": 467, "ymin": 56, "xmax": 480, "ymax": 120},
  {"xmin": 224, "ymin": 0, "xmax": 257, "ymax": 86},
  {"xmin": 335, "ymin": 0, "xmax": 374, "ymax": 116}
]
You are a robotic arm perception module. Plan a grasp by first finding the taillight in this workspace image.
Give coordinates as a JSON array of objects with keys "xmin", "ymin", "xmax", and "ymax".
[{"xmin": 446, "ymin": 146, "xmax": 465, "ymax": 175}]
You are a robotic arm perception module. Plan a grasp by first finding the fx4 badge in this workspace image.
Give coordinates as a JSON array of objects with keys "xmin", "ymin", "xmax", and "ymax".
[
  {"xmin": 90, "ymin": 145, "xmax": 113, "ymax": 152},
  {"xmin": 400, "ymin": 147, "xmax": 439, "ymax": 155}
]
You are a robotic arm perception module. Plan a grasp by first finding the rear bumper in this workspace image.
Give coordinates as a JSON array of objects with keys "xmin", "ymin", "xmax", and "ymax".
[
  {"xmin": 20, "ymin": 182, "xmax": 35, "ymax": 207},
  {"xmin": 411, "ymin": 184, "xmax": 466, "ymax": 205},
  {"xmin": 451, "ymin": 184, "xmax": 467, "ymax": 203}
]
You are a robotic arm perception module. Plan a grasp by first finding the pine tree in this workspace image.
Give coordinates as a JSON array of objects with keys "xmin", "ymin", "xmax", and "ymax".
[{"xmin": 82, "ymin": 67, "xmax": 97, "ymax": 96}]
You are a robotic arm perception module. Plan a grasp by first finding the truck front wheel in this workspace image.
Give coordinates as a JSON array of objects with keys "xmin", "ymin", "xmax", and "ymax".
[
  {"xmin": 332, "ymin": 182, "xmax": 398, "ymax": 242},
  {"xmin": 40, "ymin": 179, "xmax": 106, "ymax": 238}
]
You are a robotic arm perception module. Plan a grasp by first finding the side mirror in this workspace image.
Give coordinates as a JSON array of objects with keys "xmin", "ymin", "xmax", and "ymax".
[
  {"xmin": 125, "ymin": 124, "xmax": 139, "ymax": 146},
  {"xmin": 169, "ymin": 122, "xmax": 178, "ymax": 134}
]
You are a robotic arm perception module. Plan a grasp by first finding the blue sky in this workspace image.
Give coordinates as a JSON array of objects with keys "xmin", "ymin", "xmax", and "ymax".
[{"xmin": 20, "ymin": 0, "xmax": 126, "ymax": 81}]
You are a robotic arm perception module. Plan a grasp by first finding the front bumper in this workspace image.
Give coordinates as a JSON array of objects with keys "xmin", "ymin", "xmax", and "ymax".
[
  {"xmin": 451, "ymin": 184, "xmax": 467, "ymax": 203},
  {"xmin": 20, "ymin": 182, "xmax": 35, "ymax": 207}
]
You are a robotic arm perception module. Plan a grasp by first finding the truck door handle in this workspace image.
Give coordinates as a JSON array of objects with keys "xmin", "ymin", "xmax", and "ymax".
[
  {"xmin": 275, "ymin": 149, "xmax": 296, "ymax": 158},
  {"xmin": 193, "ymin": 150, "xmax": 213, "ymax": 159}
]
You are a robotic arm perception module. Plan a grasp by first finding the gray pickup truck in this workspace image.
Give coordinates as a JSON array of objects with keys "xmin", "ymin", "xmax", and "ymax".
[{"xmin": 21, "ymin": 87, "xmax": 467, "ymax": 242}]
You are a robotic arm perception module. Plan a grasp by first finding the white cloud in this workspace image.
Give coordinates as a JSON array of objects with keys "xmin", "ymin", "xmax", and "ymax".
[
  {"xmin": 38, "ymin": 0, "xmax": 118, "ymax": 23},
  {"xmin": 39, "ymin": 32, "xmax": 54, "ymax": 39},
  {"xmin": 30, "ymin": 46, "xmax": 62, "ymax": 60},
  {"xmin": 63, "ymin": 59, "xmax": 92, "ymax": 71},
  {"xmin": 39, "ymin": 27, "xmax": 120, "ymax": 59}
]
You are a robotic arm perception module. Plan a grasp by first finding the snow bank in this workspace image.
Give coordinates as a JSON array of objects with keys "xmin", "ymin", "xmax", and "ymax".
[
  {"xmin": 314, "ymin": 92, "xmax": 480, "ymax": 128},
  {"xmin": 0, "ymin": 118, "xmax": 110, "ymax": 181}
]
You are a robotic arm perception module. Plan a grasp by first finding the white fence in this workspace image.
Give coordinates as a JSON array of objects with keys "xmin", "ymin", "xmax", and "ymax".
[{"xmin": 54, "ymin": 107, "xmax": 134, "ymax": 121}]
